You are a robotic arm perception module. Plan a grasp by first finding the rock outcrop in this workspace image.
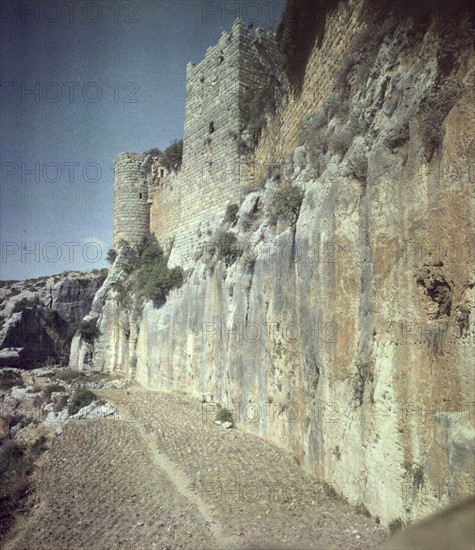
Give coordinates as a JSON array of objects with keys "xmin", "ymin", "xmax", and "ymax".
[
  {"xmin": 70, "ymin": 3, "xmax": 474, "ymax": 527},
  {"xmin": 0, "ymin": 271, "xmax": 107, "ymax": 368}
]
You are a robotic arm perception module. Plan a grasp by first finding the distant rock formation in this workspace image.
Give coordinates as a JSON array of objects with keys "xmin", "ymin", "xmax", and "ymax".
[{"xmin": 0, "ymin": 271, "xmax": 107, "ymax": 368}]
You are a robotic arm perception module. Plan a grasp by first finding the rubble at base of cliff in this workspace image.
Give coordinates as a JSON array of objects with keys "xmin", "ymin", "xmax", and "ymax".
[{"xmin": 0, "ymin": 366, "xmax": 129, "ymax": 443}]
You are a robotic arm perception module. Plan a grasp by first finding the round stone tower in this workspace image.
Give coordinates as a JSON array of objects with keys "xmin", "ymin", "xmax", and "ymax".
[{"xmin": 113, "ymin": 152, "xmax": 149, "ymax": 249}]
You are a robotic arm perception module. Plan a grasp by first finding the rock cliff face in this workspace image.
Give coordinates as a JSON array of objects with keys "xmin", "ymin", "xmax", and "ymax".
[
  {"xmin": 0, "ymin": 271, "xmax": 106, "ymax": 368},
  {"xmin": 70, "ymin": 4, "xmax": 474, "ymax": 526}
]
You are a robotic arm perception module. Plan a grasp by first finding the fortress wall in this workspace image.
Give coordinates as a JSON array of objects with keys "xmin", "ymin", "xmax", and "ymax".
[
  {"xmin": 166, "ymin": 21, "xmax": 246, "ymax": 267},
  {"xmin": 253, "ymin": 1, "xmax": 366, "ymax": 181},
  {"xmin": 149, "ymin": 169, "xmax": 182, "ymax": 250},
  {"xmin": 150, "ymin": 21, "xmax": 277, "ymax": 268},
  {"xmin": 113, "ymin": 153, "xmax": 149, "ymax": 248}
]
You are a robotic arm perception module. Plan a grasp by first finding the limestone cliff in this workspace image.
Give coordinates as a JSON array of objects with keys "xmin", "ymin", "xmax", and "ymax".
[
  {"xmin": 0, "ymin": 271, "xmax": 106, "ymax": 368},
  {"xmin": 70, "ymin": 1, "xmax": 474, "ymax": 526}
]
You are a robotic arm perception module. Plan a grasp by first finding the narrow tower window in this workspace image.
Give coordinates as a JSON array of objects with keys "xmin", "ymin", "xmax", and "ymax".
[
  {"xmin": 139, "ymin": 193, "xmax": 143, "ymax": 199},
  {"xmin": 209, "ymin": 121, "xmax": 215, "ymax": 134}
]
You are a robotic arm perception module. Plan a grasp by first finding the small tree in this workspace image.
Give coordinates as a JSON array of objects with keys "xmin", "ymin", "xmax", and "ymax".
[
  {"xmin": 268, "ymin": 183, "xmax": 305, "ymax": 226},
  {"xmin": 162, "ymin": 139, "xmax": 183, "ymax": 172},
  {"xmin": 215, "ymin": 230, "xmax": 240, "ymax": 267},
  {"xmin": 113, "ymin": 235, "xmax": 184, "ymax": 308},
  {"xmin": 143, "ymin": 147, "xmax": 163, "ymax": 157}
]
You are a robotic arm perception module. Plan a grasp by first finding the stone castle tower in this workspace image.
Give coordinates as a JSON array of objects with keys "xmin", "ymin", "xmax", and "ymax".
[
  {"xmin": 113, "ymin": 153, "xmax": 150, "ymax": 248},
  {"xmin": 112, "ymin": 20, "xmax": 277, "ymax": 263}
]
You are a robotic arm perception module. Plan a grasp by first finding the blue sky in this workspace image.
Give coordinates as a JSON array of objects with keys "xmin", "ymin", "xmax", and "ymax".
[{"xmin": 0, "ymin": 0, "xmax": 286, "ymax": 280}]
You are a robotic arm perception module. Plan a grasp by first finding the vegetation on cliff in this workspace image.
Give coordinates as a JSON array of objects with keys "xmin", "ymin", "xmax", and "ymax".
[
  {"xmin": 113, "ymin": 235, "xmax": 184, "ymax": 308},
  {"xmin": 144, "ymin": 139, "xmax": 184, "ymax": 173},
  {"xmin": 268, "ymin": 183, "xmax": 305, "ymax": 227}
]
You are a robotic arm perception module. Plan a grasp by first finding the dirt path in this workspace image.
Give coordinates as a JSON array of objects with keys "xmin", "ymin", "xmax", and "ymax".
[{"xmin": 4, "ymin": 386, "xmax": 389, "ymax": 549}]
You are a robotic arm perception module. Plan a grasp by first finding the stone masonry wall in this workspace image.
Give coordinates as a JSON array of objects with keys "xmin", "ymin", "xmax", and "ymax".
[
  {"xmin": 113, "ymin": 153, "xmax": 149, "ymax": 249},
  {"xmin": 150, "ymin": 20, "xmax": 276, "ymax": 268},
  {"xmin": 149, "ymin": 169, "xmax": 182, "ymax": 253},
  {"xmin": 253, "ymin": 0, "xmax": 366, "ymax": 182},
  {"xmin": 79, "ymin": 2, "xmax": 475, "ymax": 526}
]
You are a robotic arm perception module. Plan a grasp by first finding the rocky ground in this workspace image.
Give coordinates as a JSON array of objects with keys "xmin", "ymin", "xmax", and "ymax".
[{"xmin": 1, "ymin": 370, "xmax": 390, "ymax": 550}]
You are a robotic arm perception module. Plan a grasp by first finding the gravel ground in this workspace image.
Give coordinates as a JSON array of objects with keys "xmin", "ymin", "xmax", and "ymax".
[{"xmin": 4, "ymin": 385, "xmax": 390, "ymax": 549}]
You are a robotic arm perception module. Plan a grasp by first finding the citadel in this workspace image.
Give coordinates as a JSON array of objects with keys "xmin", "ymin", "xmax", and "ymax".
[{"xmin": 113, "ymin": 20, "xmax": 278, "ymax": 267}]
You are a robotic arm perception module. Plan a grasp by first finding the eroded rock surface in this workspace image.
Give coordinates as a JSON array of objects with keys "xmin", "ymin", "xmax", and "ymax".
[
  {"xmin": 70, "ymin": 6, "xmax": 474, "ymax": 527},
  {"xmin": 0, "ymin": 271, "xmax": 106, "ymax": 368}
]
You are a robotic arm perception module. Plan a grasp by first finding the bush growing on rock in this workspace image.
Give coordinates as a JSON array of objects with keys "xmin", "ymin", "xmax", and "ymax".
[
  {"xmin": 0, "ymin": 438, "xmax": 33, "ymax": 540},
  {"xmin": 114, "ymin": 235, "xmax": 184, "ymax": 308},
  {"xmin": 106, "ymin": 248, "xmax": 117, "ymax": 264},
  {"xmin": 144, "ymin": 140, "xmax": 183, "ymax": 172},
  {"xmin": 0, "ymin": 370, "xmax": 23, "ymax": 391},
  {"xmin": 12, "ymin": 297, "xmax": 41, "ymax": 313},
  {"xmin": 215, "ymin": 405, "xmax": 234, "ymax": 426},
  {"xmin": 268, "ymin": 183, "xmax": 305, "ymax": 226},
  {"xmin": 161, "ymin": 140, "xmax": 184, "ymax": 173},
  {"xmin": 56, "ymin": 369, "xmax": 86, "ymax": 383},
  {"xmin": 213, "ymin": 230, "xmax": 240, "ymax": 267},
  {"xmin": 68, "ymin": 388, "xmax": 101, "ymax": 416},
  {"xmin": 79, "ymin": 318, "xmax": 100, "ymax": 343},
  {"xmin": 223, "ymin": 203, "xmax": 239, "ymax": 225},
  {"xmin": 44, "ymin": 384, "xmax": 66, "ymax": 400}
]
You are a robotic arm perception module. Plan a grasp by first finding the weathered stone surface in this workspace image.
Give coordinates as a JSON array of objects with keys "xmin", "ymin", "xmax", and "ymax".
[
  {"xmin": 0, "ymin": 271, "xmax": 106, "ymax": 368},
  {"xmin": 70, "ymin": 402, "xmax": 115, "ymax": 420},
  {"xmin": 0, "ymin": 347, "xmax": 22, "ymax": 367},
  {"xmin": 71, "ymin": 5, "xmax": 474, "ymax": 527}
]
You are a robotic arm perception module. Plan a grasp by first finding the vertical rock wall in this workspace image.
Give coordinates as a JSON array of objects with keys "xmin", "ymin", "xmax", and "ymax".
[{"xmin": 74, "ymin": 2, "xmax": 475, "ymax": 526}]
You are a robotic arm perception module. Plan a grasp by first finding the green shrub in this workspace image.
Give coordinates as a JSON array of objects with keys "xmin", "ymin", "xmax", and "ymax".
[
  {"xmin": 56, "ymin": 369, "xmax": 86, "ymax": 383},
  {"xmin": 0, "ymin": 438, "xmax": 33, "ymax": 540},
  {"xmin": 79, "ymin": 318, "xmax": 100, "ymax": 343},
  {"xmin": 215, "ymin": 405, "xmax": 234, "ymax": 426},
  {"xmin": 268, "ymin": 183, "xmax": 305, "ymax": 226},
  {"xmin": 106, "ymin": 248, "xmax": 117, "ymax": 264},
  {"xmin": 162, "ymin": 139, "xmax": 183, "ymax": 172},
  {"xmin": 26, "ymin": 385, "xmax": 42, "ymax": 394},
  {"xmin": 144, "ymin": 140, "xmax": 183, "ymax": 173},
  {"xmin": 0, "ymin": 370, "xmax": 22, "ymax": 391},
  {"xmin": 143, "ymin": 147, "xmax": 162, "ymax": 157},
  {"xmin": 214, "ymin": 231, "xmax": 240, "ymax": 267},
  {"xmin": 114, "ymin": 235, "xmax": 183, "ymax": 308},
  {"xmin": 224, "ymin": 203, "xmax": 239, "ymax": 225},
  {"xmin": 388, "ymin": 518, "xmax": 404, "ymax": 534},
  {"xmin": 44, "ymin": 384, "xmax": 66, "ymax": 399},
  {"xmin": 68, "ymin": 388, "xmax": 100, "ymax": 416},
  {"xmin": 322, "ymin": 482, "xmax": 339, "ymax": 499},
  {"xmin": 12, "ymin": 297, "xmax": 40, "ymax": 313}
]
